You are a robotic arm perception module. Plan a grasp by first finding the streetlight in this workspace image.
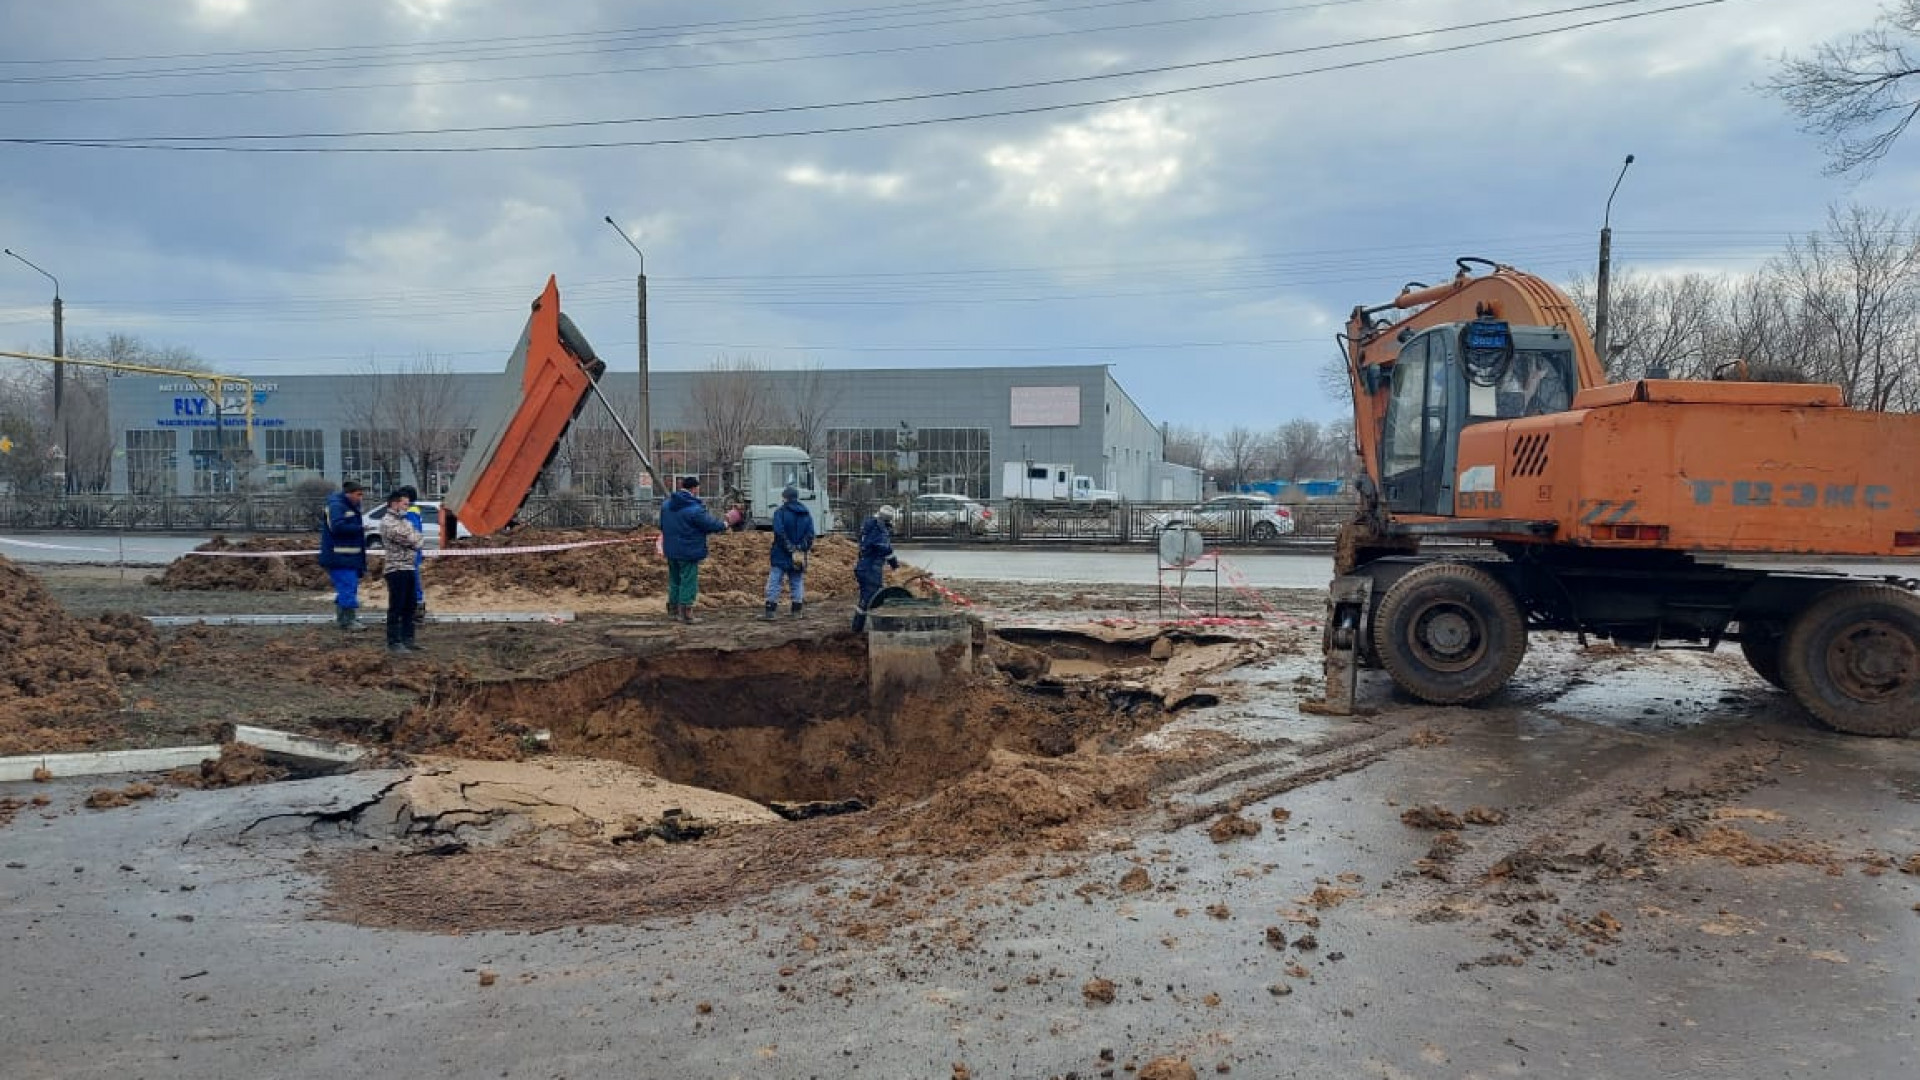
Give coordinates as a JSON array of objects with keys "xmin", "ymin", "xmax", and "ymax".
[
  {"xmin": 1593, "ymin": 153, "xmax": 1634, "ymax": 370},
  {"xmin": 602, "ymin": 215, "xmax": 651, "ymax": 495},
  {"xmin": 4, "ymin": 247, "xmax": 67, "ymax": 491}
]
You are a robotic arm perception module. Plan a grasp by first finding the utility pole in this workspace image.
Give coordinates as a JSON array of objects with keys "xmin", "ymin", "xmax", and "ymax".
[
  {"xmin": 1593, "ymin": 154, "xmax": 1634, "ymax": 372},
  {"xmin": 5, "ymin": 248, "xmax": 65, "ymax": 491},
  {"xmin": 603, "ymin": 215, "xmax": 652, "ymax": 499}
]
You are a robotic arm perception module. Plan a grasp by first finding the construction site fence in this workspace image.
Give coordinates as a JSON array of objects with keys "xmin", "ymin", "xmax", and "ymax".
[{"xmin": 0, "ymin": 493, "xmax": 1361, "ymax": 545}]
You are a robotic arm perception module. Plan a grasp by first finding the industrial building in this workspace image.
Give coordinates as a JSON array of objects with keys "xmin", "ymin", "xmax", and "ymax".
[{"xmin": 104, "ymin": 364, "xmax": 1198, "ymax": 503}]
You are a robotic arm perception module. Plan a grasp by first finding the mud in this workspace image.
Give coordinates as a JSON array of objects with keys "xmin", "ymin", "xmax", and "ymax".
[
  {"xmin": 0, "ymin": 554, "xmax": 163, "ymax": 753},
  {"xmin": 153, "ymin": 535, "xmax": 329, "ymax": 591}
]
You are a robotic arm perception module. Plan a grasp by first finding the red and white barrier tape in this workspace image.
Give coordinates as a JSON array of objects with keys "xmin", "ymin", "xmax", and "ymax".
[{"xmin": 172, "ymin": 535, "xmax": 656, "ymax": 559}]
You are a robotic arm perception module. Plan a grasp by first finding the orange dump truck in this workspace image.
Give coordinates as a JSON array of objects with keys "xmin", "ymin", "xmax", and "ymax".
[
  {"xmin": 441, "ymin": 277, "xmax": 657, "ymax": 538},
  {"xmin": 1324, "ymin": 258, "xmax": 1920, "ymax": 736}
]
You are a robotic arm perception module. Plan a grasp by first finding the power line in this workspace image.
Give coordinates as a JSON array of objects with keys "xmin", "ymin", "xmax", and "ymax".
[
  {"xmin": 0, "ymin": 1, "xmax": 1726, "ymax": 153},
  {"xmin": 0, "ymin": 0, "xmax": 1041, "ymax": 66},
  {"xmin": 0, "ymin": 1, "xmax": 1370, "ymax": 108},
  {"xmin": 0, "ymin": 0, "xmax": 1166, "ymax": 84},
  {"xmin": 10, "ymin": 0, "xmax": 1674, "ymax": 142}
]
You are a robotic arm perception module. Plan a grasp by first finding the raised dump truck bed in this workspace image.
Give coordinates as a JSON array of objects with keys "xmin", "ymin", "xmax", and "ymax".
[{"xmin": 440, "ymin": 277, "xmax": 606, "ymax": 538}]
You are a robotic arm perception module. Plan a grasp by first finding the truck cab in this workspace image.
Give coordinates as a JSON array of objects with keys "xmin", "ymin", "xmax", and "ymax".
[
  {"xmin": 1375, "ymin": 319, "xmax": 1578, "ymax": 518},
  {"xmin": 738, "ymin": 445, "xmax": 830, "ymax": 530}
]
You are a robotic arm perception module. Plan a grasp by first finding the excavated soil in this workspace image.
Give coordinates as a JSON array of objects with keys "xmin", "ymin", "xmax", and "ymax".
[
  {"xmin": 154, "ymin": 529, "xmax": 873, "ymax": 611},
  {"xmin": 399, "ymin": 637, "xmax": 1171, "ymax": 807},
  {"xmin": 1, "ymin": 555, "xmax": 162, "ymax": 753},
  {"xmin": 154, "ymin": 535, "xmax": 329, "ymax": 591}
]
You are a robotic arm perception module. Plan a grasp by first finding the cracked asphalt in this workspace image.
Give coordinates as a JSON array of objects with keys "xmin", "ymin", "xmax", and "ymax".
[{"xmin": 4, "ymin": 644, "xmax": 1918, "ymax": 1079}]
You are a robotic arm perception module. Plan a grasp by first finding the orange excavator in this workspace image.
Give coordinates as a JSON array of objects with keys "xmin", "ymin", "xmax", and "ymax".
[{"xmin": 1322, "ymin": 257, "xmax": 1920, "ymax": 737}]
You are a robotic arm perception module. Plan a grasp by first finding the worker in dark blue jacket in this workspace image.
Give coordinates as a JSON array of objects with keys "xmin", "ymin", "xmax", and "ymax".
[
  {"xmin": 852, "ymin": 504, "xmax": 900, "ymax": 633},
  {"xmin": 660, "ymin": 475, "xmax": 729, "ymax": 624},
  {"xmin": 763, "ymin": 486, "xmax": 815, "ymax": 620},
  {"xmin": 317, "ymin": 480, "xmax": 367, "ymax": 631}
]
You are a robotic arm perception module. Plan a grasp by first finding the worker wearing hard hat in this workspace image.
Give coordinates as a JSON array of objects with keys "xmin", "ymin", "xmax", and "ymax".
[{"xmin": 852, "ymin": 504, "xmax": 900, "ymax": 633}]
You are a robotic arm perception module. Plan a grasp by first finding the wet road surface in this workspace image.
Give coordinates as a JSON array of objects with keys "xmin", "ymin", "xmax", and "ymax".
[{"xmin": 3, "ymin": 643, "xmax": 1916, "ymax": 1079}]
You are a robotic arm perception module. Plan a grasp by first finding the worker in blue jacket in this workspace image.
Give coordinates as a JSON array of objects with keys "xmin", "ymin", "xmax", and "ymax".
[
  {"xmin": 317, "ymin": 480, "xmax": 367, "ymax": 631},
  {"xmin": 763, "ymin": 485, "xmax": 815, "ymax": 620},
  {"xmin": 660, "ymin": 475, "xmax": 729, "ymax": 624},
  {"xmin": 852, "ymin": 504, "xmax": 900, "ymax": 633}
]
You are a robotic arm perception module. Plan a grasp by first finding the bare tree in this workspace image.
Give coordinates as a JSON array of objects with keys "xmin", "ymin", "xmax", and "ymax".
[
  {"xmin": 690, "ymin": 355, "xmax": 777, "ymax": 489},
  {"xmin": 558, "ymin": 388, "xmax": 643, "ymax": 496},
  {"xmin": 1769, "ymin": 205, "xmax": 1920, "ymax": 409},
  {"xmin": 345, "ymin": 355, "xmax": 475, "ymax": 495},
  {"xmin": 1162, "ymin": 424, "xmax": 1210, "ymax": 469},
  {"xmin": 774, "ymin": 361, "xmax": 836, "ymax": 454},
  {"xmin": 1211, "ymin": 425, "xmax": 1267, "ymax": 492},
  {"xmin": 1766, "ymin": 1, "xmax": 1920, "ymax": 174},
  {"xmin": 1267, "ymin": 418, "xmax": 1332, "ymax": 482}
]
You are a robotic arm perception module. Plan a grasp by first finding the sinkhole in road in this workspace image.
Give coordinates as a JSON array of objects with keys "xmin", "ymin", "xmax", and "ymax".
[{"xmin": 434, "ymin": 637, "xmax": 1171, "ymax": 807}]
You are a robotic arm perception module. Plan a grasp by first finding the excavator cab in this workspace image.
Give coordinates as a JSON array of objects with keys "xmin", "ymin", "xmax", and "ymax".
[{"xmin": 1377, "ymin": 319, "xmax": 1578, "ymax": 517}]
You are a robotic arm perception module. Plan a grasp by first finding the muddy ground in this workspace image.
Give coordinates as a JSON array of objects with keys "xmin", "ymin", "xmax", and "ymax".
[{"xmin": 1, "ymin": 551, "xmax": 1917, "ymax": 1079}]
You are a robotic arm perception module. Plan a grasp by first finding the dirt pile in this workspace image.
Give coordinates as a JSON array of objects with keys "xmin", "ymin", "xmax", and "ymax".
[
  {"xmin": 426, "ymin": 529, "xmax": 866, "ymax": 603},
  {"xmin": 1, "ymin": 555, "xmax": 163, "ymax": 753},
  {"xmin": 155, "ymin": 535, "xmax": 329, "ymax": 592}
]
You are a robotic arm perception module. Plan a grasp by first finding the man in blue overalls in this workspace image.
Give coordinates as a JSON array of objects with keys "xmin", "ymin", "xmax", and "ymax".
[
  {"xmin": 318, "ymin": 480, "xmax": 367, "ymax": 631},
  {"xmin": 852, "ymin": 504, "xmax": 900, "ymax": 633}
]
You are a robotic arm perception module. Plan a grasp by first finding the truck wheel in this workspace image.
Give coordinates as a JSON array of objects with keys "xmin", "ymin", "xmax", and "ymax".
[
  {"xmin": 1737, "ymin": 622, "xmax": 1787, "ymax": 689},
  {"xmin": 1372, "ymin": 562, "xmax": 1526, "ymax": 705},
  {"xmin": 1781, "ymin": 585, "xmax": 1920, "ymax": 737}
]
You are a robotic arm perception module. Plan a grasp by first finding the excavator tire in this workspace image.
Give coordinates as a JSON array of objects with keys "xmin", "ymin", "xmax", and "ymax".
[
  {"xmin": 1372, "ymin": 562, "xmax": 1527, "ymax": 706},
  {"xmin": 1737, "ymin": 622, "xmax": 1788, "ymax": 690},
  {"xmin": 1781, "ymin": 584, "xmax": 1920, "ymax": 737}
]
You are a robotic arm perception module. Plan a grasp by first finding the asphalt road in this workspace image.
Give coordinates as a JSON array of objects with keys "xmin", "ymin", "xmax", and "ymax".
[{"xmin": 3, "ymin": 643, "xmax": 1916, "ymax": 1079}]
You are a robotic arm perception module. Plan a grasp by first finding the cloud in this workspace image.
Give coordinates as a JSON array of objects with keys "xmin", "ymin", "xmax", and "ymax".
[
  {"xmin": 985, "ymin": 105, "xmax": 1191, "ymax": 212},
  {"xmin": 782, "ymin": 164, "xmax": 908, "ymax": 200}
]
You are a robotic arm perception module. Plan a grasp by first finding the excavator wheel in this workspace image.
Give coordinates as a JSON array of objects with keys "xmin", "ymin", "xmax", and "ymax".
[
  {"xmin": 1781, "ymin": 585, "xmax": 1920, "ymax": 737},
  {"xmin": 1371, "ymin": 562, "xmax": 1527, "ymax": 706},
  {"xmin": 1737, "ymin": 622, "xmax": 1788, "ymax": 690}
]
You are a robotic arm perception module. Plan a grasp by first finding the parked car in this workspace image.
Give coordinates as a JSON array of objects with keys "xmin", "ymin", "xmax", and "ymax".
[
  {"xmin": 364, "ymin": 499, "xmax": 472, "ymax": 545},
  {"xmin": 907, "ymin": 493, "xmax": 996, "ymax": 537},
  {"xmin": 1152, "ymin": 494, "xmax": 1295, "ymax": 541}
]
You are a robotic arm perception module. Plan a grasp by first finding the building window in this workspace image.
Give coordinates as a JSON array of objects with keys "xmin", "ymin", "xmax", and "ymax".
[
  {"xmin": 825, "ymin": 428, "xmax": 900, "ymax": 503},
  {"xmin": 914, "ymin": 427, "xmax": 991, "ymax": 498},
  {"xmin": 653, "ymin": 429, "xmax": 720, "ymax": 493},
  {"xmin": 124, "ymin": 429, "xmax": 176, "ymax": 495},
  {"xmin": 341, "ymin": 429, "xmax": 401, "ymax": 492},
  {"xmin": 189, "ymin": 429, "xmax": 248, "ymax": 494},
  {"xmin": 263, "ymin": 428, "xmax": 324, "ymax": 472},
  {"xmin": 418, "ymin": 428, "xmax": 475, "ymax": 498}
]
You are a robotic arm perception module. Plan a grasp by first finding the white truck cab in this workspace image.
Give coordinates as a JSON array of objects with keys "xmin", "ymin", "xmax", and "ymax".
[{"xmin": 738, "ymin": 445, "xmax": 831, "ymax": 530}]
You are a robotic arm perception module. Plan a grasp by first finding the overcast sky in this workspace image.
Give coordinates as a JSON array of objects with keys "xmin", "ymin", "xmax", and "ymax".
[{"xmin": 0, "ymin": 0, "xmax": 1909, "ymax": 428}]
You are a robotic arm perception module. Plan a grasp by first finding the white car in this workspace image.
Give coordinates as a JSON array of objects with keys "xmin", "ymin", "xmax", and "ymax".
[
  {"xmin": 907, "ymin": 493, "xmax": 997, "ymax": 537},
  {"xmin": 364, "ymin": 499, "xmax": 472, "ymax": 545},
  {"xmin": 1154, "ymin": 494, "xmax": 1296, "ymax": 541}
]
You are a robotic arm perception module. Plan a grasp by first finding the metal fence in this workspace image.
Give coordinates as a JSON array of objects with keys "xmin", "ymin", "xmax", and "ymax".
[
  {"xmin": 892, "ymin": 498, "xmax": 1359, "ymax": 545},
  {"xmin": 0, "ymin": 493, "xmax": 661, "ymax": 533}
]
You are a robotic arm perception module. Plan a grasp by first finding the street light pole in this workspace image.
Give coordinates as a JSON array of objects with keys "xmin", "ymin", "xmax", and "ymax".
[
  {"xmin": 602, "ymin": 215, "xmax": 651, "ymax": 496},
  {"xmin": 1593, "ymin": 154, "xmax": 1634, "ymax": 372},
  {"xmin": 5, "ymin": 248, "xmax": 66, "ymax": 491}
]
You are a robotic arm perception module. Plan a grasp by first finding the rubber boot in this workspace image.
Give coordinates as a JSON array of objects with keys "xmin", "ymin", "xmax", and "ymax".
[
  {"xmin": 679, "ymin": 604, "xmax": 698, "ymax": 625},
  {"xmin": 665, "ymin": 603, "xmax": 679, "ymax": 622},
  {"xmin": 851, "ymin": 611, "xmax": 866, "ymax": 633},
  {"xmin": 337, "ymin": 605, "xmax": 362, "ymax": 632},
  {"xmin": 759, "ymin": 602, "xmax": 777, "ymax": 621},
  {"xmin": 790, "ymin": 602, "xmax": 804, "ymax": 618}
]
